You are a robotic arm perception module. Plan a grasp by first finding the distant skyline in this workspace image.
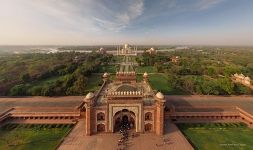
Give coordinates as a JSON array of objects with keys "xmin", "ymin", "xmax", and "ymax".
[{"xmin": 0, "ymin": 0, "xmax": 253, "ymax": 46}]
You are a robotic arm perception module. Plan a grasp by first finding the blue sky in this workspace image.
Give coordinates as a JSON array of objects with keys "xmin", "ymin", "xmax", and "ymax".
[{"xmin": 0, "ymin": 0, "xmax": 253, "ymax": 45}]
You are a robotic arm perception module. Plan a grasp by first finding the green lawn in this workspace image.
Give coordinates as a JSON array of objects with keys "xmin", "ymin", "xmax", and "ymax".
[
  {"xmin": 136, "ymin": 66, "xmax": 156, "ymax": 73},
  {"xmin": 148, "ymin": 74, "xmax": 172, "ymax": 94},
  {"xmin": 0, "ymin": 124, "xmax": 73, "ymax": 150},
  {"xmin": 177, "ymin": 123, "xmax": 253, "ymax": 150},
  {"xmin": 98, "ymin": 65, "xmax": 117, "ymax": 73}
]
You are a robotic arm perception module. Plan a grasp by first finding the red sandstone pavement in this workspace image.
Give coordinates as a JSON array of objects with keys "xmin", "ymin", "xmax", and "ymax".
[
  {"xmin": 0, "ymin": 96, "xmax": 83, "ymax": 113},
  {"xmin": 167, "ymin": 95, "xmax": 253, "ymax": 114},
  {"xmin": 58, "ymin": 120, "xmax": 193, "ymax": 150},
  {"xmin": 1, "ymin": 95, "xmax": 252, "ymax": 114}
]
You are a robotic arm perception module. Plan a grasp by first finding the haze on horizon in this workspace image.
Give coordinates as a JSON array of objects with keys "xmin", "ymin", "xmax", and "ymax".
[{"xmin": 0, "ymin": 0, "xmax": 253, "ymax": 46}]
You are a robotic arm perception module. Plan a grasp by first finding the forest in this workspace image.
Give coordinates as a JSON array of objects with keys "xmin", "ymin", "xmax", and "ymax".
[
  {"xmin": 0, "ymin": 47, "xmax": 252, "ymax": 96},
  {"xmin": 0, "ymin": 52, "xmax": 114, "ymax": 96},
  {"xmin": 136, "ymin": 47, "xmax": 253, "ymax": 95}
]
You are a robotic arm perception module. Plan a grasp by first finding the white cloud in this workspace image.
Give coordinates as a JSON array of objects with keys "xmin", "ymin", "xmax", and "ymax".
[
  {"xmin": 91, "ymin": 0, "xmax": 144, "ymax": 31},
  {"xmin": 197, "ymin": 0, "xmax": 225, "ymax": 10}
]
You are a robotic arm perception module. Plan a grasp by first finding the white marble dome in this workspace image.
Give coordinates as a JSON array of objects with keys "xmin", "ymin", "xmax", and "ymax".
[
  {"xmin": 156, "ymin": 92, "xmax": 164, "ymax": 99},
  {"xmin": 85, "ymin": 92, "xmax": 94, "ymax": 99},
  {"xmin": 124, "ymin": 43, "xmax": 129, "ymax": 49},
  {"xmin": 143, "ymin": 72, "xmax": 148, "ymax": 77},
  {"xmin": 103, "ymin": 72, "xmax": 109, "ymax": 78}
]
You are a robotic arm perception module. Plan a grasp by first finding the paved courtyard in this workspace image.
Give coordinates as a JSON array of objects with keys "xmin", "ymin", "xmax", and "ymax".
[
  {"xmin": 168, "ymin": 95, "xmax": 253, "ymax": 115},
  {"xmin": 0, "ymin": 96, "xmax": 83, "ymax": 113},
  {"xmin": 58, "ymin": 120, "xmax": 193, "ymax": 150}
]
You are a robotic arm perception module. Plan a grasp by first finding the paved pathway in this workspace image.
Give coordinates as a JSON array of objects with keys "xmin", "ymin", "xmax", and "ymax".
[
  {"xmin": 58, "ymin": 120, "xmax": 193, "ymax": 150},
  {"xmin": 58, "ymin": 120, "xmax": 120, "ymax": 150}
]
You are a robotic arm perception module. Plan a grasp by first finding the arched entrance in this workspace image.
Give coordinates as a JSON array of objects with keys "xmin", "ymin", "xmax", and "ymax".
[
  {"xmin": 113, "ymin": 109, "xmax": 136, "ymax": 132},
  {"xmin": 144, "ymin": 123, "xmax": 152, "ymax": 132},
  {"xmin": 97, "ymin": 124, "xmax": 105, "ymax": 132}
]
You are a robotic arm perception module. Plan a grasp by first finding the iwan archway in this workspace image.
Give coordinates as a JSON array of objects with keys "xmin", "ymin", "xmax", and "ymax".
[
  {"xmin": 108, "ymin": 104, "xmax": 142, "ymax": 133},
  {"xmin": 113, "ymin": 109, "xmax": 136, "ymax": 132}
]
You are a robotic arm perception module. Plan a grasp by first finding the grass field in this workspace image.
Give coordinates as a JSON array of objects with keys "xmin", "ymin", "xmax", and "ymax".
[
  {"xmin": 0, "ymin": 124, "xmax": 73, "ymax": 150},
  {"xmin": 177, "ymin": 123, "xmax": 253, "ymax": 150},
  {"xmin": 148, "ymin": 74, "xmax": 170, "ymax": 94},
  {"xmin": 148, "ymin": 74, "xmax": 187, "ymax": 94},
  {"xmin": 98, "ymin": 65, "xmax": 117, "ymax": 73},
  {"xmin": 136, "ymin": 66, "xmax": 156, "ymax": 73}
]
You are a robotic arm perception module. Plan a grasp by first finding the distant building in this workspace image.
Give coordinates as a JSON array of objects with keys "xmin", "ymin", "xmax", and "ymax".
[
  {"xmin": 73, "ymin": 56, "xmax": 79, "ymax": 63},
  {"xmin": 171, "ymin": 56, "xmax": 180, "ymax": 63},
  {"xmin": 116, "ymin": 44, "xmax": 137, "ymax": 56},
  {"xmin": 175, "ymin": 46, "xmax": 189, "ymax": 50},
  {"xmin": 147, "ymin": 47, "xmax": 156, "ymax": 55},
  {"xmin": 233, "ymin": 73, "xmax": 251, "ymax": 86},
  {"xmin": 97, "ymin": 47, "xmax": 107, "ymax": 54}
]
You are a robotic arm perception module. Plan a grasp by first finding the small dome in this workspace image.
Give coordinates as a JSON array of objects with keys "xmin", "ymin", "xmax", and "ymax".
[
  {"xmin": 143, "ymin": 72, "xmax": 148, "ymax": 77},
  {"xmin": 156, "ymin": 92, "xmax": 164, "ymax": 99},
  {"xmin": 85, "ymin": 92, "xmax": 94, "ymax": 99},
  {"xmin": 103, "ymin": 72, "xmax": 109, "ymax": 78},
  {"xmin": 124, "ymin": 43, "xmax": 129, "ymax": 48},
  {"xmin": 245, "ymin": 76, "xmax": 250, "ymax": 80}
]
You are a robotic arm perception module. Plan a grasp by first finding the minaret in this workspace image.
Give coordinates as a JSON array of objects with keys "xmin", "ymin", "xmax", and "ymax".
[
  {"xmin": 117, "ymin": 46, "xmax": 119, "ymax": 56},
  {"xmin": 84, "ymin": 92, "xmax": 95, "ymax": 136},
  {"xmin": 155, "ymin": 92, "xmax": 166, "ymax": 135}
]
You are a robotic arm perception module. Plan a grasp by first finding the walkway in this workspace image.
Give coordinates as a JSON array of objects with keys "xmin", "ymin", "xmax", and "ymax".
[
  {"xmin": 58, "ymin": 120, "xmax": 193, "ymax": 150},
  {"xmin": 58, "ymin": 119, "xmax": 120, "ymax": 150}
]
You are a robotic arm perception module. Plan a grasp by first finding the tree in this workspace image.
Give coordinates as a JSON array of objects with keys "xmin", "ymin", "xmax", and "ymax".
[
  {"xmin": 71, "ymin": 76, "xmax": 88, "ymax": 95},
  {"xmin": 41, "ymin": 85, "xmax": 54, "ymax": 96},
  {"xmin": 234, "ymin": 83, "xmax": 251, "ymax": 95},
  {"xmin": 9, "ymin": 84, "xmax": 28, "ymax": 96},
  {"xmin": 217, "ymin": 77, "xmax": 234, "ymax": 95},
  {"xmin": 29, "ymin": 86, "xmax": 43, "ymax": 96},
  {"xmin": 20, "ymin": 73, "xmax": 30, "ymax": 83},
  {"xmin": 201, "ymin": 80, "xmax": 219, "ymax": 95}
]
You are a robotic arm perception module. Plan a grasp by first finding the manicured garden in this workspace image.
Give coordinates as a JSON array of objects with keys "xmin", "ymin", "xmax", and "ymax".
[
  {"xmin": 98, "ymin": 65, "xmax": 117, "ymax": 73},
  {"xmin": 136, "ymin": 66, "xmax": 156, "ymax": 73},
  {"xmin": 148, "ymin": 74, "xmax": 186, "ymax": 94},
  {"xmin": 177, "ymin": 123, "xmax": 253, "ymax": 150},
  {"xmin": 0, "ymin": 124, "xmax": 73, "ymax": 150}
]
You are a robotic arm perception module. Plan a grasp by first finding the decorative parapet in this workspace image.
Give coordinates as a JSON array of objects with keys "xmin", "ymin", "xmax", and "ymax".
[
  {"xmin": 116, "ymin": 71, "xmax": 136, "ymax": 76},
  {"xmin": 106, "ymin": 90, "xmax": 143, "ymax": 97},
  {"xmin": 116, "ymin": 71, "xmax": 136, "ymax": 82}
]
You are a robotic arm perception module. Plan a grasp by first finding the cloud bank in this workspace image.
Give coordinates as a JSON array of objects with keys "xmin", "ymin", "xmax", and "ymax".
[{"xmin": 0, "ymin": 0, "xmax": 252, "ymax": 45}]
